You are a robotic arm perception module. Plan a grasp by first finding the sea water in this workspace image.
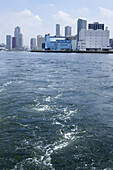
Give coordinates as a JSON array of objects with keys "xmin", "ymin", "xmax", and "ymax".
[{"xmin": 0, "ymin": 51, "xmax": 113, "ymax": 169}]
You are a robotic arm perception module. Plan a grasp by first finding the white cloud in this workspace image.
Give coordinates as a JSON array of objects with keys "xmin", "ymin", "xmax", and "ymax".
[
  {"xmin": 99, "ymin": 7, "xmax": 113, "ymax": 18},
  {"xmin": 53, "ymin": 10, "xmax": 75, "ymax": 25},
  {"xmin": 99, "ymin": 7, "xmax": 113, "ymax": 37},
  {"xmin": 48, "ymin": 3, "xmax": 54, "ymax": 7},
  {"xmin": 70, "ymin": 7, "xmax": 89, "ymax": 16},
  {"xmin": 39, "ymin": 3, "xmax": 55, "ymax": 8},
  {"xmin": 19, "ymin": 9, "xmax": 42, "ymax": 24}
]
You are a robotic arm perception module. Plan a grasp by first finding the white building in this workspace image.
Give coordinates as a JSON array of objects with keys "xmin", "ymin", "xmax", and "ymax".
[
  {"xmin": 37, "ymin": 35, "xmax": 45, "ymax": 50},
  {"xmin": 30, "ymin": 38, "xmax": 36, "ymax": 50},
  {"xmin": 72, "ymin": 40, "xmax": 77, "ymax": 51},
  {"xmin": 78, "ymin": 27, "xmax": 110, "ymax": 51}
]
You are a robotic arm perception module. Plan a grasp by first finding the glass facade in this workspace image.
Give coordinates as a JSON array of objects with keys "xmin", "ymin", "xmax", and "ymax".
[
  {"xmin": 88, "ymin": 22, "xmax": 104, "ymax": 30},
  {"xmin": 6, "ymin": 35, "xmax": 12, "ymax": 50},
  {"xmin": 56, "ymin": 24, "xmax": 60, "ymax": 36},
  {"xmin": 45, "ymin": 34, "xmax": 50, "ymax": 50}
]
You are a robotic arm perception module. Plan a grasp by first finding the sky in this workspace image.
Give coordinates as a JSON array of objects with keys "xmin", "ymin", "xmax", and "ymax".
[{"xmin": 1, "ymin": 0, "xmax": 113, "ymax": 46}]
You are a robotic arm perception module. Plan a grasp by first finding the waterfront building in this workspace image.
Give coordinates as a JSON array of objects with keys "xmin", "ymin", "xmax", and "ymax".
[
  {"xmin": 77, "ymin": 19, "xmax": 87, "ymax": 42},
  {"xmin": 65, "ymin": 26, "xmax": 71, "ymax": 38},
  {"xmin": 66, "ymin": 35, "xmax": 77, "ymax": 51},
  {"xmin": 37, "ymin": 35, "xmax": 45, "ymax": 50},
  {"xmin": 14, "ymin": 26, "xmax": 23, "ymax": 49},
  {"xmin": 56, "ymin": 24, "xmax": 60, "ymax": 36},
  {"xmin": 30, "ymin": 38, "xmax": 36, "ymax": 50},
  {"xmin": 88, "ymin": 22, "xmax": 104, "ymax": 30},
  {"xmin": 6, "ymin": 35, "xmax": 12, "ymax": 50},
  {"xmin": 12, "ymin": 37, "xmax": 17, "ymax": 49},
  {"xmin": 109, "ymin": 39, "xmax": 113, "ymax": 49},
  {"xmin": 14, "ymin": 26, "xmax": 20, "ymax": 37},
  {"xmin": 18, "ymin": 33, "xmax": 23, "ymax": 49},
  {"xmin": 45, "ymin": 35, "xmax": 72, "ymax": 50},
  {"xmin": 55, "ymin": 40, "xmax": 72, "ymax": 50},
  {"xmin": 78, "ymin": 27, "xmax": 110, "ymax": 51},
  {"xmin": 45, "ymin": 34, "xmax": 50, "ymax": 50},
  {"xmin": 72, "ymin": 40, "xmax": 77, "ymax": 51}
]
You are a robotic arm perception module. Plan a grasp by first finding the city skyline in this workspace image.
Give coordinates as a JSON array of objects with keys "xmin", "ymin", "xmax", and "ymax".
[{"xmin": 1, "ymin": 0, "xmax": 113, "ymax": 45}]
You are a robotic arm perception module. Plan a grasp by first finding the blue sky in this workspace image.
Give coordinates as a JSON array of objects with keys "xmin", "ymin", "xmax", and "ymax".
[{"xmin": 1, "ymin": 0, "xmax": 113, "ymax": 46}]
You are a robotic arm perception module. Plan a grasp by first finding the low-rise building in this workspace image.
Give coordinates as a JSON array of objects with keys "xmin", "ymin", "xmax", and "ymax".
[
  {"xmin": 45, "ymin": 35, "xmax": 72, "ymax": 50},
  {"xmin": 78, "ymin": 27, "xmax": 110, "ymax": 51}
]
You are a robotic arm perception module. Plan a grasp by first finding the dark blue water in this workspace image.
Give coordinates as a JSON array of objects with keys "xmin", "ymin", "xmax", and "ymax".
[{"xmin": 0, "ymin": 51, "xmax": 113, "ymax": 169}]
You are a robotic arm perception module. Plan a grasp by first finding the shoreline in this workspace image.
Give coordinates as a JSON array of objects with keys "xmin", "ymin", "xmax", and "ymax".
[{"xmin": 31, "ymin": 50, "xmax": 113, "ymax": 54}]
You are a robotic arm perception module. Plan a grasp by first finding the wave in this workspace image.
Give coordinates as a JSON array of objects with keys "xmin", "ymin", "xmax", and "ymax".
[{"xmin": 0, "ymin": 81, "xmax": 12, "ymax": 93}]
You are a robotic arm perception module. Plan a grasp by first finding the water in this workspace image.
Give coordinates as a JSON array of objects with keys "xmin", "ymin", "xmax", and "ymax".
[{"xmin": 0, "ymin": 51, "xmax": 113, "ymax": 170}]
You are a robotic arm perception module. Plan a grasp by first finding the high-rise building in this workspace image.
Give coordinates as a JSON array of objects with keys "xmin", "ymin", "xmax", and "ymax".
[
  {"xmin": 12, "ymin": 37, "xmax": 17, "ymax": 49},
  {"xmin": 30, "ymin": 38, "xmax": 36, "ymax": 50},
  {"xmin": 14, "ymin": 26, "xmax": 23, "ymax": 49},
  {"xmin": 14, "ymin": 26, "xmax": 20, "ymax": 38},
  {"xmin": 56, "ymin": 24, "xmax": 60, "ymax": 36},
  {"xmin": 88, "ymin": 22, "xmax": 104, "ymax": 30},
  {"xmin": 37, "ymin": 35, "xmax": 45, "ymax": 50},
  {"xmin": 77, "ymin": 19, "xmax": 87, "ymax": 42},
  {"xmin": 6, "ymin": 35, "xmax": 12, "ymax": 50},
  {"xmin": 65, "ymin": 26, "xmax": 71, "ymax": 37},
  {"xmin": 18, "ymin": 33, "xmax": 23, "ymax": 49}
]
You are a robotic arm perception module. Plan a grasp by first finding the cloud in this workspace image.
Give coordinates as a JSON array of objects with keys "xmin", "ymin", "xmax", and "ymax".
[
  {"xmin": 99, "ymin": 7, "xmax": 113, "ymax": 18},
  {"xmin": 99, "ymin": 7, "xmax": 113, "ymax": 37},
  {"xmin": 70, "ymin": 7, "xmax": 89, "ymax": 16},
  {"xmin": 19, "ymin": 9, "xmax": 42, "ymax": 24},
  {"xmin": 53, "ymin": 10, "xmax": 75, "ymax": 25},
  {"xmin": 40, "ymin": 3, "xmax": 55, "ymax": 8},
  {"xmin": 48, "ymin": 3, "xmax": 54, "ymax": 7}
]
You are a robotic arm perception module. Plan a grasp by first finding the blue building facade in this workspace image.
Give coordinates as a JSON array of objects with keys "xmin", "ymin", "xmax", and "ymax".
[
  {"xmin": 45, "ymin": 34, "xmax": 50, "ymax": 50},
  {"xmin": 45, "ymin": 35, "xmax": 72, "ymax": 50}
]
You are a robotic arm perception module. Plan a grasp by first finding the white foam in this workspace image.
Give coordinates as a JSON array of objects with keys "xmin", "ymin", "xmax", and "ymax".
[
  {"xmin": 38, "ymin": 87, "xmax": 46, "ymax": 91},
  {"xmin": 64, "ymin": 132, "xmax": 72, "ymax": 139},
  {"xmin": 54, "ymin": 141, "xmax": 68, "ymax": 151},
  {"xmin": 54, "ymin": 93, "xmax": 62, "ymax": 99},
  {"xmin": 38, "ymin": 105, "xmax": 50, "ymax": 111},
  {"xmin": 4, "ymin": 81, "xmax": 12, "ymax": 86},
  {"xmin": 0, "ymin": 88, "xmax": 4, "ymax": 92},
  {"xmin": 45, "ymin": 96, "xmax": 51, "ymax": 102},
  {"xmin": 0, "ymin": 81, "xmax": 12, "ymax": 93}
]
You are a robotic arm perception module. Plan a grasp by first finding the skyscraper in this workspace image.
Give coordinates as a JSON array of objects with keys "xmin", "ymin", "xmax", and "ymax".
[
  {"xmin": 65, "ymin": 26, "xmax": 71, "ymax": 37},
  {"xmin": 30, "ymin": 38, "xmax": 36, "ymax": 50},
  {"xmin": 56, "ymin": 24, "xmax": 60, "ymax": 36},
  {"xmin": 18, "ymin": 33, "xmax": 23, "ymax": 49},
  {"xmin": 6, "ymin": 35, "xmax": 12, "ymax": 50},
  {"xmin": 77, "ymin": 19, "xmax": 87, "ymax": 42},
  {"xmin": 14, "ymin": 26, "xmax": 20, "ymax": 38},
  {"xmin": 12, "ymin": 37, "xmax": 17, "ymax": 49},
  {"xmin": 14, "ymin": 26, "xmax": 23, "ymax": 49}
]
